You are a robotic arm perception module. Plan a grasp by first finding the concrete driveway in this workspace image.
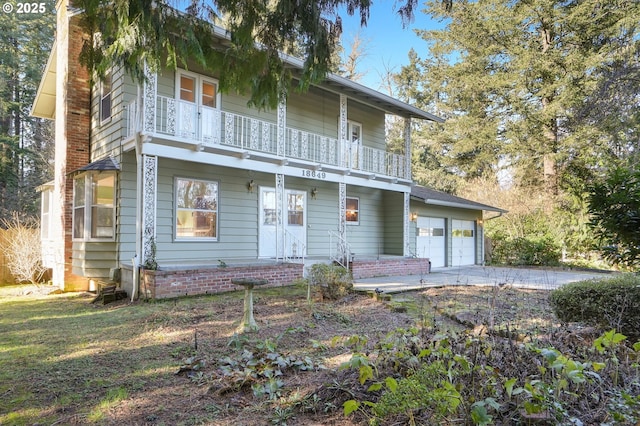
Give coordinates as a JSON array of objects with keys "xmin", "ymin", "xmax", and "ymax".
[{"xmin": 353, "ymin": 265, "xmax": 615, "ymax": 293}]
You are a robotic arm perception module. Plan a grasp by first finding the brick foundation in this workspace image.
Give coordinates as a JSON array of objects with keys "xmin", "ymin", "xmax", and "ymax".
[
  {"xmin": 350, "ymin": 258, "xmax": 431, "ymax": 279},
  {"xmin": 139, "ymin": 263, "xmax": 304, "ymax": 299}
]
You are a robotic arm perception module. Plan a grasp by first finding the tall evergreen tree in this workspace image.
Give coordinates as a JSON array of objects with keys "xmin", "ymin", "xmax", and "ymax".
[
  {"xmin": 76, "ymin": 0, "xmax": 421, "ymax": 110},
  {"xmin": 395, "ymin": 0, "xmax": 640, "ymax": 196},
  {"xmin": 0, "ymin": 7, "xmax": 55, "ymax": 221}
]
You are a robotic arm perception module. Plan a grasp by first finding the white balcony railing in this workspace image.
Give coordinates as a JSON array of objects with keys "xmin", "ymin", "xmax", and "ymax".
[{"xmin": 126, "ymin": 95, "xmax": 409, "ymax": 179}]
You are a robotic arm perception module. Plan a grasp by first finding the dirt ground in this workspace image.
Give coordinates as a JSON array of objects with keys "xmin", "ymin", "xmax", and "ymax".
[{"xmin": 0, "ymin": 282, "xmax": 616, "ymax": 425}]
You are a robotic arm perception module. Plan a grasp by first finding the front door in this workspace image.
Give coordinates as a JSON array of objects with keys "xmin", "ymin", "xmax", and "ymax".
[
  {"xmin": 259, "ymin": 187, "xmax": 307, "ymax": 258},
  {"xmin": 177, "ymin": 72, "xmax": 220, "ymax": 141}
]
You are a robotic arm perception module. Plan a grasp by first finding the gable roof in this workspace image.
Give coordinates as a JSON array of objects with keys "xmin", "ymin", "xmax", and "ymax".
[
  {"xmin": 411, "ymin": 185, "xmax": 507, "ymax": 213},
  {"xmin": 31, "ymin": 19, "xmax": 442, "ymax": 123}
]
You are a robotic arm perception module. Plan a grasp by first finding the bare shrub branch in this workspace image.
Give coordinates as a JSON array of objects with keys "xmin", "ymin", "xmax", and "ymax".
[{"xmin": 1, "ymin": 213, "xmax": 47, "ymax": 284}]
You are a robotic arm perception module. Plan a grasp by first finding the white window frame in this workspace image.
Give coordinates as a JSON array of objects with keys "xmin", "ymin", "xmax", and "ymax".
[
  {"xmin": 100, "ymin": 70, "xmax": 112, "ymax": 124},
  {"xmin": 175, "ymin": 70, "xmax": 221, "ymax": 109},
  {"xmin": 346, "ymin": 196, "xmax": 360, "ymax": 225},
  {"xmin": 40, "ymin": 188, "xmax": 53, "ymax": 240},
  {"xmin": 345, "ymin": 120, "xmax": 363, "ymax": 169},
  {"xmin": 175, "ymin": 70, "xmax": 221, "ymax": 140},
  {"xmin": 72, "ymin": 172, "xmax": 117, "ymax": 241},
  {"xmin": 174, "ymin": 177, "xmax": 219, "ymax": 241},
  {"xmin": 347, "ymin": 120, "xmax": 362, "ymax": 144}
]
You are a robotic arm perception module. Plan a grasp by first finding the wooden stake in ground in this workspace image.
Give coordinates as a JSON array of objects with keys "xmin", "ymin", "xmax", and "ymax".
[{"xmin": 232, "ymin": 278, "xmax": 268, "ymax": 332}]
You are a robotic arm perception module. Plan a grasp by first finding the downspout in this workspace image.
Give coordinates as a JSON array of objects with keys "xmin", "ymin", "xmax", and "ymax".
[{"xmin": 132, "ymin": 85, "xmax": 143, "ymax": 302}]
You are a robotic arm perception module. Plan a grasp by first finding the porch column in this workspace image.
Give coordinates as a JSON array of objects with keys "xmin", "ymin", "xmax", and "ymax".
[
  {"xmin": 339, "ymin": 182, "xmax": 347, "ymax": 260},
  {"xmin": 277, "ymin": 100, "xmax": 286, "ymax": 157},
  {"xmin": 404, "ymin": 118, "xmax": 412, "ymax": 180},
  {"xmin": 275, "ymin": 173, "xmax": 285, "ymax": 260},
  {"xmin": 339, "ymin": 94, "xmax": 348, "ymax": 168},
  {"xmin": 141, "ymin": 155, "xmax": 158, "ymax": 267},
  {"xmin": 143, "ymin": 64, "xmax": 157, "ymax": 133},
  {"xmin": 404, "ymin": 190, "xmax": 410, "ymax": 257}
]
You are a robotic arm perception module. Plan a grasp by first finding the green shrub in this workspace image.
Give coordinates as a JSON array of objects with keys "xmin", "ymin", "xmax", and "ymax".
[
  {"xmin": 490, "ymin": 235, "xmax": 561, "ymax": 266},
  {"xmin": 549, "ymin": 274, "xmax": 640, "ymax": 341},
  {"xmin": 308, "ymin": 263, "xmax": 353, "ymax": 300}
]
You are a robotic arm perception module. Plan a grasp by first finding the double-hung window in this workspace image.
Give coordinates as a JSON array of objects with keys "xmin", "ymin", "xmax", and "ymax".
[
  {"xmin": 100, "ymin": 70, "xmax": 112, "ymax": 123},
  {"xmin": 346, "ymin": 197, "xmax": 360, "ymax": 225},
  {"xmin": 175, "ymin": 178, "xmax": 218, "ymax": 240},
  {"xmin": 73, "ymin": 173, "xmax": 116, "ymax": 240}
]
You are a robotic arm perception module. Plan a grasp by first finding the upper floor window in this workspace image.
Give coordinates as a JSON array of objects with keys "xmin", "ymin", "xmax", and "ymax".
[
  {"xmin": 73, "ymin": 172, "xmax": 116, "ymax": 240},
  {"xmin": 100, "ymin": 70, "xmax": 112, "ymax": 123},
  {"xmin": 346, "ymin": 197, "xmax": 359, "ymax": 224},
  {"xmin": 175, "ymin": 178, "xmax": 218, "ymax": 240}
]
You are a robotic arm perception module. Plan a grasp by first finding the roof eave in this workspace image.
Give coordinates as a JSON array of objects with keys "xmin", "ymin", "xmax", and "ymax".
[
  {"xmin": 31, "ymin": 42, "xmax": 57, "ymax": 120},
  {"xmin": 411, "ymin": 196, "xmax": 507, "ymax": 213},
  {"xmin": 280, "ymin": 53, "xmax": 444, "ymax": 122}
]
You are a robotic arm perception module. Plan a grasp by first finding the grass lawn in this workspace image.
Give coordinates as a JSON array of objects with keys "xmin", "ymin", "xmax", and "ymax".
[{"xmin": 1, "ymin": 281, "xmax": 638, "ymax": 425}]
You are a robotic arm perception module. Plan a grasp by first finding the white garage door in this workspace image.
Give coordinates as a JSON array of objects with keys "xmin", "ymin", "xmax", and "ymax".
[
  {"xmin": 452, "ymin": 219, "xmax": 475, "ymax": 266},
  {"xmin": 416, "ymin": 217, "xmax": 445, "ymax": 268}
]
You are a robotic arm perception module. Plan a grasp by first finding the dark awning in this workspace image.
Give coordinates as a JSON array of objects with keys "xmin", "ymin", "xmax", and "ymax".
[{"xmin": 72, "ymin": 156, "xmax": 120, "ymax": 174}]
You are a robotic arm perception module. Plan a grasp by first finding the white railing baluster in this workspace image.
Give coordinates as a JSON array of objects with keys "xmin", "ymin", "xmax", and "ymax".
[{"xmin": 144, "ymin": 94, "xmax": 405, "ymax": 178}]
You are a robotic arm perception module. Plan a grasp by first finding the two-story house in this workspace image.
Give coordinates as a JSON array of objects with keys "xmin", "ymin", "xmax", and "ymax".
[{"xmin": 32, "ymin": 0, "xmax": 503, "ymax": 298}]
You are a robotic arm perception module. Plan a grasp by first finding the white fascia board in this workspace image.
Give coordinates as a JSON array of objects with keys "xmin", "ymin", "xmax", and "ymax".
[{"xmin": 31, "ymin": 42, "xmax": 57, "ymax": 119}]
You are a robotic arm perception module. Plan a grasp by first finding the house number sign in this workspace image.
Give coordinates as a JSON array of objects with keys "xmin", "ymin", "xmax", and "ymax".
[{"xmin": 301, "ymin": 169, "xmax": 327, "ymax": 179}]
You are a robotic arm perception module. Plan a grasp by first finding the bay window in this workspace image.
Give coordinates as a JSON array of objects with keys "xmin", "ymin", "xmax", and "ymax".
[{"xmin": 73, "ymin": 172, "xmax": 116, "ymax": 240}]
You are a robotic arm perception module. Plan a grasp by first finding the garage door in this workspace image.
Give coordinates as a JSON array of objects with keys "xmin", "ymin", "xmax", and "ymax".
[
  {"xmin": 452, "ymin": 219, "xmax": 475, "ymax": 266},
  {"xmin": 416, "ymin": 217, "xmax": 445, "ymax": 268}
]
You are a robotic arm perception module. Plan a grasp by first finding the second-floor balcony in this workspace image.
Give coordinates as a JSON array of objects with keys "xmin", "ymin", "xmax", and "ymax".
[{"xmin": 127, "ymin": 96, "xmax": 409, "ymax": 180}]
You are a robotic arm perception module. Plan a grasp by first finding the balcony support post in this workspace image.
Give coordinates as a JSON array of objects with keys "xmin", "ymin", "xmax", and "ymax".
[
  {"xmin": 277, "ymin": 100, "xmax": 286, "ymax": 157},
  {"xmin": 141, "ymin": 154, "xmax": 158, "ymax": 267},
  {"xmin": 143, "ymin": 64, "xmax": 157, "ymax": 133},
  {"xmin": 275, "ymin": 173, "xmax": 285, "ymax": 261},
  {"xmin": 338, "ymin": 182, "xmax": 347, "ymax": 262},
  {"xmin": 339, "ymin": 94, "xmax": 348, "ymax": 169},
  {"xmin": 404, "ymin": 118, "xmax": 412, "ymax": 180},
  {"xmin": 403, "ymin": 190, "xmax": 410, "ymax": 257}
]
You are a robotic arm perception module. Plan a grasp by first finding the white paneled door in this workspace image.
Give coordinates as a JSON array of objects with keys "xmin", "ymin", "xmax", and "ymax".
[
  {"xmin": 176, "ymin": 72, "xmax": 220, "ymax": 142},
  {"xmin": 259, "ymin": 187, "xmax": 306, "ymax": 258}
]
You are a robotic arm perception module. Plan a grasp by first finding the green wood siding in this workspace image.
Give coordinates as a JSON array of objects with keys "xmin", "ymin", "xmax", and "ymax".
[
  {"xmin": 153, "ymin": 158, "xmax": 262, "ymax": 263},
  {"xmin": 345, "ymin": 187, "xmax": 385, "ymax": 257},
  {"xmin": 91, "ymin": 67, "xmax": 136, "ymax": 159},
  {"xmin": 72, "ymin": 241, "xmax": 118, "ymax": 280},
  {"xmin": 383, "ymin": 191, "xmax": 405, "ymax": 255},
  {"xmin": 346, "ymin": 99, "xmax": 386, "ymax": 151},
  {"xmin": 117, "ymin": 151, "xmax": 138, "ymax": 264},
  {"xmin": 287, "ymin": 86, "xmax": 339, "ymax": 138}
]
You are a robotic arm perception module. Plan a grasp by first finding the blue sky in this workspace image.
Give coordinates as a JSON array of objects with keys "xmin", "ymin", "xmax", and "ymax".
[{"xmin": 338, "ymin": 1, "xmax": 446, "ymax": 90}]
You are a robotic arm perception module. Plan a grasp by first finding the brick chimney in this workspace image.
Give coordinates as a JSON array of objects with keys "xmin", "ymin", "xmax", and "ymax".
[{"xmin": 52, "ymin": 0, "xmax": 91, "ymax": 290}]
